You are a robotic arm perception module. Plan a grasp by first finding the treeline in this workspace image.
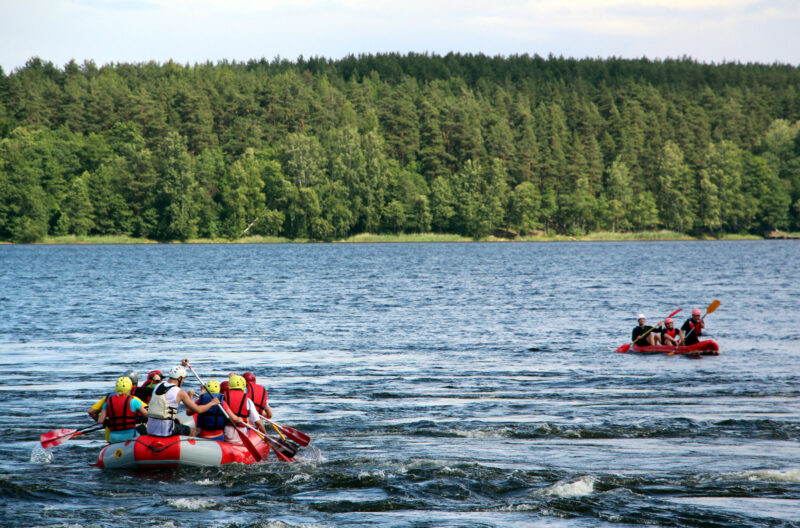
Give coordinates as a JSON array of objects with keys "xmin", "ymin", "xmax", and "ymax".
[{"xmin": 1, "ymin": 53, "xmax": 799, "ymax": 242}]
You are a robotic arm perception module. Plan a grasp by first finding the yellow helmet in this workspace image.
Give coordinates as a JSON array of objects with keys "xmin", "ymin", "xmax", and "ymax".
[
  {"xmin": 229, "ymin": 375, "xmax": 246, "ymax": 391},
  {"xmin": 115, "ymin": 376, "xmax": 133, "ymax": 395},
  {"xmin": 205, "ymin": 380, "xmax": 220, "ymax": 394}
]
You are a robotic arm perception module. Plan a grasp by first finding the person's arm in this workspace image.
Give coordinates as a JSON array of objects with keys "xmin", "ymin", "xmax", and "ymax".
[
  {"xmin": 178, "ymin": 389, "xmax": 218, "ymax": 414},
  {"xmin": 262, "ymin": 404, "xmax": 273, "ymax": 420},
  {"xmin": 131, "ymin": 398, "xmax": 148, "ymax": 418},
  {"xmin": 88, "ymin": 397, "xmax": 106, "ymax": 420},
  {"xmin": 248, "ymin": 401, "xmax": 268, "ymax": 435},
  {"xmin": 222, "ymin": 401, "xmax": 244, "ymax": 426},
  {"xmin": 186, "ymin": 398, "xmax": 200, "ymax": 416}
]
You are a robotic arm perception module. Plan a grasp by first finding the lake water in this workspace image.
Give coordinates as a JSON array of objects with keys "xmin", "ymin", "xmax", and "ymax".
[{"xmin": 1, "ymin": 241, "xmax": 798, "ymax": 527}]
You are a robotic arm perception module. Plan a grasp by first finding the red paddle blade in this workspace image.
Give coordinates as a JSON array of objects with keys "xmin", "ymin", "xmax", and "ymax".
[
  {"xmin": 40, "ymin": 428, "xmax": 77, "ymax": 449},
  {"xmin": 271, "ymin": 421, "xmax": 310, "ymax": 447},
  {"xmin": 237, "ymin": 429, "xmax": 262, "ymax": 462},
  {"xmin": 615, "ymin": 343, "xmax": 631, "ymax": 354}
]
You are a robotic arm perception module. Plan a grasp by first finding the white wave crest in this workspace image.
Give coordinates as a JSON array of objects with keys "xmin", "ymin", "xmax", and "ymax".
[
  {"xmin": 195, "ymin": 478, "xmax": 220, "ymax": 486},
  {"xmin": 541, "ymin": 476, "xmax": 595, "ymax": 498},
  {"xmin": 739, "ymin": 469, "xmax": 800, "ymax": 482},
  {"xmin": 166, "ymin": 497, "xmax": 218, "ymax": 510},
  {"xmin": 30, "ymin": 446, "xmax": 54, "ymax": 464}
]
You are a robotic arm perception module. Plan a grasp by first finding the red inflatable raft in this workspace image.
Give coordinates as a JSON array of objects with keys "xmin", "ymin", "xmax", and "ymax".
[
  {"xmin": 96, "ymin": 430, "xmax": 275, "ymax": 469},
  {"xmin": 627, "ymin": 339, "xmax": 720, "ymax": 355}
]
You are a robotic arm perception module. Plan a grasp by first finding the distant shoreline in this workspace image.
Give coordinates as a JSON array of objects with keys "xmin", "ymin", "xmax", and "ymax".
[{"xmin": 2, "ymin": 231, "xmax": 790, "ymax": 245}]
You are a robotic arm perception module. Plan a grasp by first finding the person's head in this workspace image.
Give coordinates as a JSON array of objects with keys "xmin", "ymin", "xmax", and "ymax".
[
  {"xmin": 664, "ymin": 318, "xmax": 674, "ymax": 327},
  {"xmin": 637, "ymin": 313, "xmax": 646, "ymax": 325},
  {"xmin": 205, "ymin": 380, "xmax": 220, "ymax": 394},
  {"xmin": 243, "ymin": 372, "xmax": 256, "ymax": 383},
  {"xmin": 123, "ymin": 370, "xmax": 139, "ymax": 387},
  {"xmin": 145, "ymin": 370, "xmax": 163, "ymax": 387},
  {"xmin": 169, "ymin": 365, "xmax": 187, "ymax": 386},
  {"xmin": 220, "ymin": 381, "xmax": 230, "ymax": 392},
  {"xmin": 692, "ymin": 308, "xmax": 702, "ymax": 320},
  {"xmin": 229, "ymin": 375, "xmax": 246, "ymax": 391},
  {"xmin": 115, "ymin": 376, "xmax": 133, "ymax": 395}
]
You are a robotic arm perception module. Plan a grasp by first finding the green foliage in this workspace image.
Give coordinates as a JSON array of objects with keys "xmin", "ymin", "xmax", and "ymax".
[{"xmin": 1, "ymin": 54, "xmax": 799, "ymax": 242}]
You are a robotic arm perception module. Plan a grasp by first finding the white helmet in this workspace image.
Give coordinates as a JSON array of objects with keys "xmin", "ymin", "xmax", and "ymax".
[{"xmin": 169, "ymin": 365, "xmax": 187, "ymax": 379}]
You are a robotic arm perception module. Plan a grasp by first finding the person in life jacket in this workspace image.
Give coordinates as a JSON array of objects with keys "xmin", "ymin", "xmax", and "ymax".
[
  {"xmin": 243, "ymin": 372, "xmax": 273, "ymax": 419},
  {"xmin": 146, "ymin": 364, "xmax": 219, "ymax": 437},
  {"xmin": 660, "ymin": 318, "xmax": 682, "ymax": 347},
  {"xmin": 186, "ymin": 380, "xmax": 243, "ymax": 441},
  {"xmin": 88, "ymin": 370, "xmax": 144, "ymax": 441},
  {"xmin": 632, "ymin": 314, "xmax": 661, "ymax": 347},
  {"xmin": 223, "ymin": 374, "xmax": 267, "ymax": 443},
  {"xmin": 96, "ymin": 376, "xmax": 149, "ymax": 443},
  {"xmin": 680, "ymin": 308, "xmax": 705, "ymax": 346},
  {"xmin": 134, "ymin": 370, "xmax": 164, "ymax": 405}
]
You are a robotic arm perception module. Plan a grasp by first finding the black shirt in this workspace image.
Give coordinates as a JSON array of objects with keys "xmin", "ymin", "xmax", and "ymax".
[{"xmin": 632, "ymin": 325, "xmax": 659, "ymax": 346}]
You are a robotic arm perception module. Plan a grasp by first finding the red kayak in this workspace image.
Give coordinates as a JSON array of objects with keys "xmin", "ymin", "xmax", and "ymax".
[{"xmin": 625, "ymin": 339, "xmax": 720, "ymax": 355}]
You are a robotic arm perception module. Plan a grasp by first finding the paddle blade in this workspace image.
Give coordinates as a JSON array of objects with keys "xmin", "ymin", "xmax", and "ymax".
[
  {"xmin": 264, "ymin": 436, "xmax": 296, "ymax": 461},
  {"xmin": 40, "ymin": 428, "xmax": 77, "ymax": 449},
  {"xmin": 615, "ymin": 343, "xmax": 631, "ymax": 354},
  {"xmin": 269, "ymin": 420, "xmax": 310, "ymax": 447},
  {"xmin": 237, "ymin": 428, "xmax": 262, "ymax": 462},
  {"xmin": 706, "ymin": 299, "xmax": 721, "ymax": 315}
]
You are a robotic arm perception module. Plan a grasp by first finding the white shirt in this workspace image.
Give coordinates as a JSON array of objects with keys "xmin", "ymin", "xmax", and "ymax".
[
  {"xmin": 146, "ymin": 381, "xmax": 181, "ymax": 437},
  {"xmin": 223, "ymin": 398, "xmax": 261, "ymax": 442}
]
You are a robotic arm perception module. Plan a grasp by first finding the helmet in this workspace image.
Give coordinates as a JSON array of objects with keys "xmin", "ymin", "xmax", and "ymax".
[
  {"xmin": 243, "ymin": 372, "xmax": 256, "ymax": 383},
  {"xmin": 692, "ymin": 308, "xmax": 702, "ymax": 316},
  {"xmin": 205, "ymin": 380, "xmax": 220, "ymax": 394},
  {"xmin": 146, "ymin": 370, "xmax": 163, "ymax": 385},
  {"xmin": 220, "ymin": 381, "xmax": 230, "ymax": 392},
  {"xmin": 123, "ymin": 370, "xmax": 139, "ymax": 387},
  {"xmin": 664, "ymin": 318, "xmax": 673, "ymax": 324},
  {"xmin": 169, "ymin": 365, "xmax": 187, "ymax": 379},
  {"xmin": 637, "ymin": 313, "xmax": 646, "ymax": 320},
  {"xmin": 229, "ymin": 375, "xmax": 246, "ymax": 391},
  {"xmin": 116, "ymin": 376, "xmax": 133, "ymax": 395}
]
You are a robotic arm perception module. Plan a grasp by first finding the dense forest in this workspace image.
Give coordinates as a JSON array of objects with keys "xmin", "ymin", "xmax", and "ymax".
[{"xmin": 1, "ymin": 53, "xmax": 799, "ymax": 242}]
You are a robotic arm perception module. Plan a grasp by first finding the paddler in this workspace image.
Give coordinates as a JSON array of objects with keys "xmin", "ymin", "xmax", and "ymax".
[
  {"xmin": 680, "ymin": 308, "xmax": 705, "ymax": 346},
  {"xmin": 146, "ymin": 364, "xmax": 219, "ymax": 437},
  {"xmin": 632, "ymin": 313, "xmax": 661, "ymax": 347},
  {"xmin": 186, "ymin": 380, "xmax": 244, "ymax": 441},
  {"xmin": 660, "ymin": 318, "xmax": 682, "ymax": 347},
  {"xmin": 224, "ymin": 374, "xmax": 268, "ymax": 442},
  {"xmin": 96, "ymin": 376, "xmax": 149, "ymax": 443},
  {"xmin": 243, "ymin": 372, "xmax": 273, "ymax": 419},
  {"xmin": 88, "ymin": 370, "xmax": 145, "ymax": 440}
]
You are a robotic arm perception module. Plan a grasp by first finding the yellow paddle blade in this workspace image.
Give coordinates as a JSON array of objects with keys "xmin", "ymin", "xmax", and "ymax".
[{"xmin": 706, "ymin": 299, "xmax": 721, "ymax": 315}]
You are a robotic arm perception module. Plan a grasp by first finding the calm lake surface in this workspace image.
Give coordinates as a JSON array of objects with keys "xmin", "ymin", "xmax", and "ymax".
[{"xmin": 1, "ymin": 241, "xmax": 798, "ymax": 528}]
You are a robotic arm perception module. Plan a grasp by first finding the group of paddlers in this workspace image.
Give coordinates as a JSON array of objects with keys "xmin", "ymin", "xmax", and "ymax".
[
  {"xmin": 87, "ymin": 359, "xmax": 273, "ymax": 444},
  {"xmin": 631, "ymin": 308, "xmax": 707, "ymax": 347}
]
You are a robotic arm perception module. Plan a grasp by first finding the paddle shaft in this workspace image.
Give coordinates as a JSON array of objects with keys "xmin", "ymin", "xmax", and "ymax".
[
  {"xmin": 264, "ymin": 418, "xmax": 310, "ymax": 447},
  {"xmin": 682, "ymin": 300, "xmax": 720, "ymax": 342},
  {"xmin": 41, "ymin": 423, "xmax": 104, "ymax": 448},
  {"xmin": 629, "ymin": 308, "xmax": 682, "ymax": 347},
  {"xmin": 185, "ymin": 365, "xmax": 262, "ymax": 462}
]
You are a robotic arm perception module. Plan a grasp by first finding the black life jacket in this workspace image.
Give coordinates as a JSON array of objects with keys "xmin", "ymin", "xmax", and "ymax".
[
  {"xmin": 246, "ymin": 381, "xmax": 268, "ymax": 415},
  {"xmin": 196, "ymin": 392, "xmax": 227, "ymax": 431},
  {"xmin": 226, "ymin": 389, "xmax": 249, "ymax": 420},
  {"xmin": 105, "ymin": 393, "xmax": 137, "ymax": 431}
]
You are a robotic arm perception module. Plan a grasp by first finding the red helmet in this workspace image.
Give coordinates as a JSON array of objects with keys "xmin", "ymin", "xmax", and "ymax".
[
  {"xmin": 220, "ymin": 381, "xmax": 230, "ymax": 392},
  {"xmin": 692, "ymin": 308, "xmax": 702, "ymax": 316},
  {"xmin": 664, "ymin": 318, "xmax": 673, "ymax": 324},
  {"xmin": 144, "ymin": 370, "xmax": 163, "ymax": 386},
  {"xmin": 243, "ymin": 372, "xmax": 256, "ymax": 383}
]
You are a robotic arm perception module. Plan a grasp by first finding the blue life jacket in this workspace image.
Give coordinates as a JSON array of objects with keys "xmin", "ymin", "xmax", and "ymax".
[{"xmin": 196, "ymin": 392, "xmax": 227, "ymax": 431}]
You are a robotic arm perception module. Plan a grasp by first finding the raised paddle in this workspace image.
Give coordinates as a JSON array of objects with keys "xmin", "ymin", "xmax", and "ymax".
[
  {"xmin": 669, "ymin": 299, "xmax": 720, "ymax": 355},
  {"xmin": 263, "ymin": 418, "xmax": 310, "ymax": 447},
  {"xmin": 616, "ymin": 308, "xmax": 682, "ymax": 353},
  {"xmin": 40, "ymin": 423, "xmax": 105, "ymax": 449},
  {"xmin": 185, "ymin": 365, "xmax": 262, "ymax": 462}
]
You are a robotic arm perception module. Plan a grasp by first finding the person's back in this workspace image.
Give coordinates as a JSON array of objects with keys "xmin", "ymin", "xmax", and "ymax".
[
  {"xmin": 147, "ymin": 378, "xmax": 181, "ymax": 436},
  {"xmin": 99, "ymin": 377, "xmax": 147, "ymax": 443},
  {"xmin": 195, "ymin": 381, "xmax": 227, "ymax": 440},
  {"xmin": 243, "ymin": 372, "xmax": 273, "ymax": 419}
]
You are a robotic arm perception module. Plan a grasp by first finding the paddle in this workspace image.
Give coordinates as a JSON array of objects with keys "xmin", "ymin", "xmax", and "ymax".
[
  {"xmin": 185, "ymin": 365, "xmax": 262, "ymax": 462},
  {"xmin": 263, "ymin": 418, "xmax": 310, "ymax": 447},
  {"xmin": 40, "ymin": 423, "xmax": 104, "ymax": 449},
  {"xmin": 235, "ymin": 420, "xmax": 298, "ymax": 462},
  {"xmin": 616, "ymin": 308, "xmax": 682, "ymax": 353},
  {"xmin": 669, "ymin": 299, "xmax": 720, "ymax": 355}
]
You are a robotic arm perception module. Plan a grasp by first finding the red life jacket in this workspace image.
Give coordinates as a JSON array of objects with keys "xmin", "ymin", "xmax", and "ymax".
[
  {"xmin": 226, "ymin": 389, "xmax": 249, "ymax": 420},
  {"xmin": 663, "ymin": 327, "xmax": 678, "ymax": 338},
  {"xmin": 105, "ymin": 394, "xmax": 137, "ymax": 431},
  {"xmin": 687, "ymin": 321, "xmax": 703, "ymax": 336},
  {"xmin": 246, "ymin": 381, "xmax": 268, "ymax": 415}
]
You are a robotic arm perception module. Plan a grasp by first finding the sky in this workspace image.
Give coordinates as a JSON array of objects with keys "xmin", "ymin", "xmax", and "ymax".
[{"xmin": 1, "ymin": 0, "xmax": 799, "ymax": 73}]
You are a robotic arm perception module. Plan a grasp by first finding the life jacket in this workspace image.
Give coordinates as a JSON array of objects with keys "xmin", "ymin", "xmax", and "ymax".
[
  {"xmin": 246, "ymin": 381, "xmax": 268, "ymax": 415},
  {"xmin": 148, "ymin": 382, "xmax": 178, "ymax": 420},
  {"xmin": 196, "ymin": 392, "xmax": 227, "ymax": 431},
  {"xmin": 662, "ymin": 327, "xmax": 678, "ymax": 339},
  {"xmin": 105, "ymin": 393, "xmax": 137, "ymax": 431},
  {"xmin": 226, "ymin": 389, "xmax": 249, "ymax": 420},
  {"xmin": 686, "ymin": 321, "xmax": 702, "ymax": 336}
]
